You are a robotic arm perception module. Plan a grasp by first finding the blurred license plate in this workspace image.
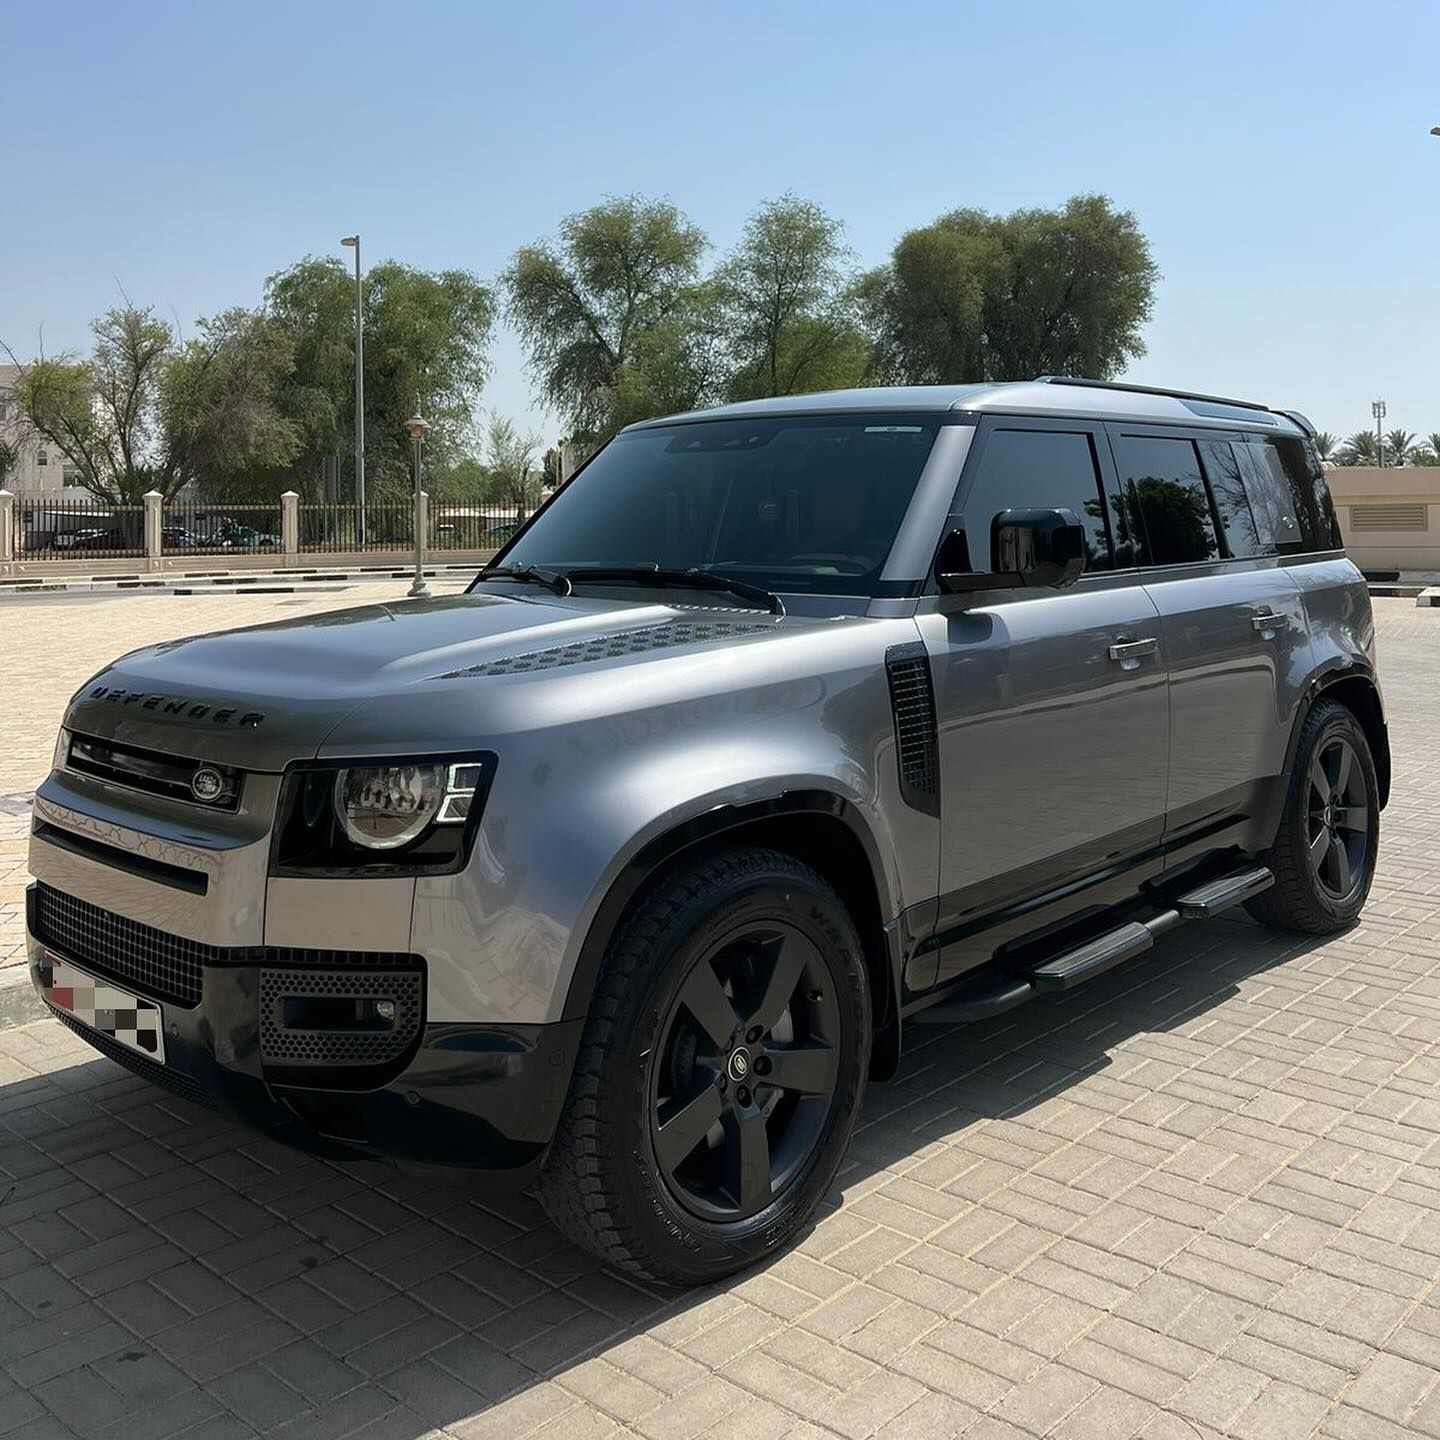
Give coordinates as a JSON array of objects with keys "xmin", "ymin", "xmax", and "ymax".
[{"xmin": 42, "ymin": 953, "xmax": 165, "ymax": 1063}]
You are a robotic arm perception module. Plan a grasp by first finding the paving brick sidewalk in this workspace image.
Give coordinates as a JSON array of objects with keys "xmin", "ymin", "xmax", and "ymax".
[{"xmin": 0, "ymin": 598, "xmax": 1438, "ymax": 1438}]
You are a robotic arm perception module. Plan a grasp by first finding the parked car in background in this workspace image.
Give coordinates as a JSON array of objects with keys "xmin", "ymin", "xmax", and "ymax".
[
  {"xmin": 26, "ymin": 378, "xmax": 1386, "ymax": 1286},
  {"xmin": 68, "ymin": 528, "xmax": 128, "ymax": 551}
]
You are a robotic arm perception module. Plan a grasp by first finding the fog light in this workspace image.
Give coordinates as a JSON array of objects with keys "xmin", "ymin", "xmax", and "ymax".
[{"xmin": 374, "ymin": 999, "xmax": 397, "ymax": 1024}]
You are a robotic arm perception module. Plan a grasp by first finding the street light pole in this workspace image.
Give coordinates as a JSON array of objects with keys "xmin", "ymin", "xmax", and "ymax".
[
  {"xmin": 1372, "ymin": 399, "xmax": 1387, "ymax": 469},
  {"xmin": 340, "ymin": 236, "xmax": 365, "ymax": 543},
  {"xmin": 406, "ymin": 407, "xmax": 431, "ymax": 598}
]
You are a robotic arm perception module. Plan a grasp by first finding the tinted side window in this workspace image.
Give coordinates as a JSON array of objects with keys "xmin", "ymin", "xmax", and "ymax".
[
  {"xmin": 1236, "ymin": 441, "xmax": 1302, "ymax": 550},
  {"xmin": 1248, "ymin": 437, "xmax": 1343, "ymax": 553},
  {"xmin": 962, "ymin": 428, "xmax": 1113, "ymax": 573},
  {"xmin": 1113, "ymin": 434, "xmax": 1221, "ymax": 566},
  {"xmin": 1198, "ymin": 441, "xmax": 1268, "ymax": 559}
]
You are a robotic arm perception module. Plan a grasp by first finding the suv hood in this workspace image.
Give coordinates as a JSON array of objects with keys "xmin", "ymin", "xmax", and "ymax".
[{"xmin": 63, "ymin": 592, "xmax": 818, "ymax": 770}]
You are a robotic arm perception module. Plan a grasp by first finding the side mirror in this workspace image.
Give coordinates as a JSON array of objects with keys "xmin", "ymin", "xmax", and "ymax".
[{"xmin": 935, "ymin": 509, "xmax": 1086, "ymax": 594}]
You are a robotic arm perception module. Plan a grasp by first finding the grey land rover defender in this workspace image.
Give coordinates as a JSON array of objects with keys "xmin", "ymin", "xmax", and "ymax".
[{"xmin": 27, "ymin": 378, "xmax": 1387, "ymax": 1284}]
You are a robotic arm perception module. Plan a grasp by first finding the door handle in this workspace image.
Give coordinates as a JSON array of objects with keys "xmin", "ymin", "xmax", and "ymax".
[
  {"xmin": 1251, "ymin": 611, "xmax": 1290, "ymax": 636},
  {"xmin": 1108, "ymin": 637, "xmax": 1158, "ymax": 667}
]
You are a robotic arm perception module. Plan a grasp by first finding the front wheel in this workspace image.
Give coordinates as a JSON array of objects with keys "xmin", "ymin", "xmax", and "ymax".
[
  {"xmin": 538, "ymin": 847, "xmax": 870, "ymax": 1286},
  {"xmin": 1247, "ymin": 700, "xmax": 1379, "ymax": 934}
]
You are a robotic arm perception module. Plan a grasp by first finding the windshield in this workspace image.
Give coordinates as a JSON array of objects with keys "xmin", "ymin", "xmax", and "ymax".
[{"xmin": 497, "ymin": 414, "xmax": 940, "ymax": 596}]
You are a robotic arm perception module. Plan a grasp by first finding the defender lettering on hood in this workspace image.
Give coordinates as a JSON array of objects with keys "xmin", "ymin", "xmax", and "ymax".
[{"xmin": 88, "ymin": 687, "xmax": 266, "ymax": 728}]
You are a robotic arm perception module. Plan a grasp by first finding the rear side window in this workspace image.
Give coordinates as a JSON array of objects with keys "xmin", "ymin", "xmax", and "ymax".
[
  {"xmin": 960, "ymin": 428, "xmax": 1113, "ymax": 573},
  {"xmin": 1112, "ymin": 434, "xmax": 1221, "ymax": 566},
  {"xmin": 1235, "ymin": 442, "xmax": 1302, "ymax": 550},
  {"xmin": 1244, "ymin": 437, "xmax": 1343, "ymax": 553},
  {"xmin": 1198, "ymin": 441, "xmax": 1269, "ymax": 559}
]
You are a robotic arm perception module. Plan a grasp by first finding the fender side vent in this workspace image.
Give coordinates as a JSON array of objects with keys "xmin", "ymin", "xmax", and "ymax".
[{"xmin": 885, "ymin": 644, "xmax": 939, "ymax": 815}]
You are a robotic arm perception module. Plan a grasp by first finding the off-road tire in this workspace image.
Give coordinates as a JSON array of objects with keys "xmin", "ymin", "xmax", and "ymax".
[
  {"xmin": 1246, "ymin": 700, "xmax": 1379, "ymax": 934},
  {"xmin": 537, "ymin": 846, "xmax": 870, "ymax": 1285}
]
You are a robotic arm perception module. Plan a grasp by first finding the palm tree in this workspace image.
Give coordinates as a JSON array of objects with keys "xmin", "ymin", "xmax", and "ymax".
[
  {"xmin": 1312, "ymin": 431, "xmax": 1338, "ymax": 463},
  {"xmin": 1385, "ymin": 429, "xmax": 1417, "ymax": 466},
  {"xmin": 1338, "ymin": 430, "xmax": 1377, "ymax": 465}
]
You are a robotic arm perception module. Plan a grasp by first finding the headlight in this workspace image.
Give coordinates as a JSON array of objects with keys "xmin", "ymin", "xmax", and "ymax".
[
  {"xmin": 334, "ymin": 764, "xmax": 446, "ymax": 850},
  {"xmin": 272, "ymin": 753, "xmax": 495, "ymax": 877},
  {"xmin": 53, "ymin": 727, "xmax": 72, "ymax": 772}
]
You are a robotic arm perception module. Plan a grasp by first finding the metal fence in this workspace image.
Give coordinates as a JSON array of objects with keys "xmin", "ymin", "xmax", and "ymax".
[
  {"xmin": 162, "ymin": 504, "xmax": 283, "ymax": 556},
  {"xmin": 294, "ymin": 504, "xmax": 526, "ymax": 554},
  {"xmin": 430, "ymin": 506, "xmax": 526, "ymax": 550},
  {"xmin": 297, "ymin": 504, "xmax": 414, "ymax": 554},
  {"xmin": 15, "ymin": 500, "xmax": 146, "ymax": 559},
  {"xmin": 7, "ymin": 495, "xmax": 526, "ymax": 567}
]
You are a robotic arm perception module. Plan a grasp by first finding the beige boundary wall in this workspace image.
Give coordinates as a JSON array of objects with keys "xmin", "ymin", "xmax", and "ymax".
[{"xmin": 1326, "ymin": 467, "xmax": 1440, "ymax": 575}]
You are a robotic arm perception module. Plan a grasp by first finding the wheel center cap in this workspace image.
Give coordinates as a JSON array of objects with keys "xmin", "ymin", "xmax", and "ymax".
[
  {"xmin": 1324, "ymin": 804, "xmax": 1335, "ymax": 827},
  {"xmin": 727, "ymin": 1047, "xmax": 751, "ymax": 1082}
]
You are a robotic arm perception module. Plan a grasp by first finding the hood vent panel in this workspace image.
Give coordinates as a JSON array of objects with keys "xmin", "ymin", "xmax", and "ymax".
[{"xmin": 441, "ymin": 619, "xmax": 772, "ymax": 679}]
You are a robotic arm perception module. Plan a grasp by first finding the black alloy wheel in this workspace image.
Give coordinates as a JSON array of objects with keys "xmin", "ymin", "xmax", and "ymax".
[
  {"xmin": 1247, "ymin": 699, "xmax": 1380, "ymax": 935},
  {"xmin": 1306, "ymin": 735, "xmax": 1370, "ymax": 903},
  {"xmin": 651, "ymin": 923, "xmax": 840, "ymax": 1222},
  {"xmin": 537, "ymin": 846, "xmax": 870, "ymax": 1285}
]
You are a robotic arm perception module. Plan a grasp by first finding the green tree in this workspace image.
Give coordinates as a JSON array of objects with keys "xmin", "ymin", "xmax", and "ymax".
[
  {"xmin": 1418, "ymin": 432, "xmax": 1440, "ymax": 467},
  {"xmin": 860, "ymin": 194, "xmax": 1158, "ymax": 383},
  {"xmin": 857, "ymin": 208, "xmax": 1002, "ymax": 383},
  {"xmin": 431, "ymin": 455, "xmax": 498, "ymax": 504},
  {"xmin": 485, "ymin": 414, "xmax": 543, "ymax": 517},
  {"xmin": 503, "ymin": 196, "xmax": 711, "ymax": 442},
  {"xmin": 715, "ymin": 195, "xmax": 868, "ymax": 401},
  {"xmin": 265, "ymin": 256, "xmax": 494, "ymax": 499},
  {"xmin": 1337, "ymin": 431, "xmax": 1377, "ymax": 465},
  {"xmin": 162, "ymin": 308, "xmax": 299, "ymax": 499},
  {"xmin": 1384, "ymin": 428, "xmax": 1417, "ymax": 466},
  {"xmin": 14, "ymin": 304, "xmax": 294, "ymax": 504},
  {"xmin": 1312, "ymin": 431, "xmax": 1338, "ymax": 463}
]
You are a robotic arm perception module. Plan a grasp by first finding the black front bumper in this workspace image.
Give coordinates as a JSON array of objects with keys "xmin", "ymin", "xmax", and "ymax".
[{"xmin": 26, "ymin": 885, "xmax": 582, "ymax": 1183}]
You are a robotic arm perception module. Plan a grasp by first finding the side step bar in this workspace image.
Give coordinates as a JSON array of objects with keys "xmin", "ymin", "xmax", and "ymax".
[
  {"xmin": 914, "ymin": 865, "xmax": 1273, "ymax": 1025},
  {"xmin": 1175, "ymin": 865, "xmax": 1273, "ymax": 918},
  {"xmin": 1029, "ymin": 921, "xmax": 1152, "ymax": 993}
]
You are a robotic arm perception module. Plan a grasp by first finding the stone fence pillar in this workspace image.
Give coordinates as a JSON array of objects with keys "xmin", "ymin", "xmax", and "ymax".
[
  {"xmin": 281, "ymin": 491, "xmax": 299, "ymax": 560},
  {"xmin": 143, "ymin": 491, "xmax": 163, "ymax": 571},
  {"xmin": 0, "ymin": 490, "xmax": 14, "ymax": 566}
]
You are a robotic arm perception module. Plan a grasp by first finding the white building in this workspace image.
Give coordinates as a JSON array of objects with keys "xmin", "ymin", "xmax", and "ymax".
[{"xmin": 0, "ymin": 364, "xmax": 91, "ymax": 498}]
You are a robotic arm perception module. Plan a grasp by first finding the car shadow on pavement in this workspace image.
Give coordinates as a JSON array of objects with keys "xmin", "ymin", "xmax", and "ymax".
[{"xmin": 0, "ymin": 909, "xmax": 1327, "ymax": 1438}]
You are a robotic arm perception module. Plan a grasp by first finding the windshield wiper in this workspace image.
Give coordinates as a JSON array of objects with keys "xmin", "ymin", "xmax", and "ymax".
[
  {"xmin": 476, "ymin": 564, "xmax": 573, "ymax": 597},
  {"xmin": 561, "ymin": 565, "xmax": 785, "ymax": 616}
]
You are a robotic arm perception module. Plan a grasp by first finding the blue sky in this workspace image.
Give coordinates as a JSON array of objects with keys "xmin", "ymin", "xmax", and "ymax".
[{"xmin": 5, "ymin": 0, "xmax": 1437, "ymax": 446}]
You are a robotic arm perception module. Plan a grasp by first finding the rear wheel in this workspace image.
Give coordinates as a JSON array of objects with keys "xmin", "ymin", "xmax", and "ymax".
[
  {"xmin": 1247, "ymin": 700, "xmax": 1379, "ymax": 934},
  {"xmin": 538, "ymin": 847, "xmax": 870, "ymax": 1285}
]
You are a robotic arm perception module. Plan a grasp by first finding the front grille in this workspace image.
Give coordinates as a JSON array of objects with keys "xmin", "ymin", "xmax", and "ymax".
[
  {"xmin": 66, "ymin": 732, "xmax": 242, "ymax": 812},
  {"xmin": 32, "ymin": 885, "xmax": 423, "ymax": 1012},
  {"xmin": 51, "ymin": 1008, "xmax": 213, "ymax": 1110},
  {"xmin": 34, "ymin": 885, "xmax": 205, "ymax": 1006},
  {"xmin": 259, "ymin": 969, "xmax": 424, "ymax": 1068}
]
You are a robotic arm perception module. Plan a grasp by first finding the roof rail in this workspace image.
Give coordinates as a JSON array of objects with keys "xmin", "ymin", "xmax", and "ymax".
[{"xmin": 1033, "ymin": 375, "xmax": 1273, "ymax": 415}]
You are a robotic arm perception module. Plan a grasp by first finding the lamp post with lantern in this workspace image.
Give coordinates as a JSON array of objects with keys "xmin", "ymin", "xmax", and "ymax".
[{"xmin": 406, "ymin": 408, "xmax": 431, "ymax": 598}]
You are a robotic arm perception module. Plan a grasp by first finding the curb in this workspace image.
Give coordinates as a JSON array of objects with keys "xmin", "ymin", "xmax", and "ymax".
[
  {"xmin": 168, "ymin": 584, "xmax": 354, "ymax": 596},
  {"xmin": 1418, "ymin": 588, "xmax": 1440, "ymax": 608},
  {"xmin": 0, "ymin": 965, "xmax": 46, "ymax": 1030}
]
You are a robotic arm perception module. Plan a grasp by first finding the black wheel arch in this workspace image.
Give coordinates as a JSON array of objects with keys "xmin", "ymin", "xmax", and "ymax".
[
  {"xmin": 561, "ymin": 792, "xmax": 904, "ymax": 1080},
  {"xmin": 1273, "ymin": 662, "xmax": 1390, "ymax": 836}
]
